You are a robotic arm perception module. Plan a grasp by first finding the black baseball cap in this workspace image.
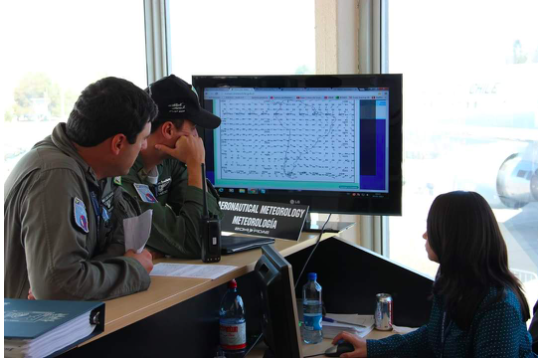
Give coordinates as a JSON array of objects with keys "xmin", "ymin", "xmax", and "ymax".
[{"xmin": 147, "ymin": 74, "xmax": 221, "ymax": 129}]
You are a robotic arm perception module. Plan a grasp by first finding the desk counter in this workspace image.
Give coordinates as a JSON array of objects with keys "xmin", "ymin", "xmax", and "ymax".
[
  {"xmin": 67, "ymin": 234, "xmax": 432, "ymax": 357},
  {"xmin": 82, "ymin": 232, "xmax": 334, "ymax": 347}
]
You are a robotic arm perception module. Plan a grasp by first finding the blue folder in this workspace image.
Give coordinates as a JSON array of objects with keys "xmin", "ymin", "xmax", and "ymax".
[{"xmin": 4, "ymin": 299, "xmax": 105, "ymax": 357}]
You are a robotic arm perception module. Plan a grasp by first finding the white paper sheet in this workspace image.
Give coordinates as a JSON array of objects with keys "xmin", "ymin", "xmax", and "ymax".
[
  {"xmin": 123, "ymin": 209, "xmax": 153, "ymax": 254},
  {"xmin": 325, "ymin": 313, "xmax": 375, "ymax": 327},
  {"xmin": 150, "ymin": 263, "xmax": 237, "ymax": 280},
  {"xmin": 321, "ymin": 314, "xmax": 375, "ymax": 339}
]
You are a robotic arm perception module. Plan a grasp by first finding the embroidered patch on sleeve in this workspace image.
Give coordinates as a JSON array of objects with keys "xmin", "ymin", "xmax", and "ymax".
[{"xmin": 73, "ymin": 197, "xmax": 89, "ymax": 233}]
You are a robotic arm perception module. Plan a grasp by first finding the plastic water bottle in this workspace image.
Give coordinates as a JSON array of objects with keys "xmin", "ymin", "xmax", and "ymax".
[
  {"xmin": 302, "ymin": 272, "xmax": 323, "ymax": 344},
  {"xmin": 219, "ymin": 279, "xmax": 246, "ymax": 356}
]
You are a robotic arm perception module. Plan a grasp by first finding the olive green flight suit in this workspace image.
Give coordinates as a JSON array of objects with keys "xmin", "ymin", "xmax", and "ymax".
[
  {"xmin": 4, "ymin": 123, "xmax": 150, "ymax": 300},
  {"xmin": 120, "ymin": 156, "xmax": 222, "ymax": 259}
]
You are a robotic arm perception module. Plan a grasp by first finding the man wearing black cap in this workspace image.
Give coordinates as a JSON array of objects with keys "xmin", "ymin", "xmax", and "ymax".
[{"xmin": 118, "ymin": 74, "xmax": 223, "ymax": 259}]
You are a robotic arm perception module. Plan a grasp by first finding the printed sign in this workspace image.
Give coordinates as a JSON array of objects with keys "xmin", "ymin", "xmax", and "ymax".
[{"xmin": 219, "ymin": 198, "xmax": 309, "ymax": 241}]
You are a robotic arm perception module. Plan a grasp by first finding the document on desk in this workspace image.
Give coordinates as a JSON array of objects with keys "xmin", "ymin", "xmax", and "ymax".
[
  {"xmin": 322, "ymin": 314, "xmax": 375, "ymax": 339},
  {"xmin": 123, "ymin": 209, "xmax": 152, "ymax": 254},
  {"xmin": 150, "ymin": 263, "xmax": 237, "ymax": 280}
]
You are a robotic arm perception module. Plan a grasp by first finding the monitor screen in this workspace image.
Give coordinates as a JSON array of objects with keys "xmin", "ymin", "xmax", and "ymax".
[
  {"xmin": 254, "ymin": 245, "xmax": 302, "ymax": 357},
  {"xmin": 193, "ymin": 75, "xmax": 402, "ymax": 215}
]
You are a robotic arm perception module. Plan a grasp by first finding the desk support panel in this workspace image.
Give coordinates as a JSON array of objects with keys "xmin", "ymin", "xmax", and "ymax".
[{"xmin": 287, "ymin": 237, "xmax": 433, "ymax": 327}]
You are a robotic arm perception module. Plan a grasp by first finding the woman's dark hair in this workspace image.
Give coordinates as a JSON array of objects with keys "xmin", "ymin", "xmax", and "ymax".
[
  {"xmin": 66, "ymin": 77, "xmax": 158, "ymax": 146},
  {"xmin": 428, "ymin": 191, "xmax": 530, "ymax": 329}
]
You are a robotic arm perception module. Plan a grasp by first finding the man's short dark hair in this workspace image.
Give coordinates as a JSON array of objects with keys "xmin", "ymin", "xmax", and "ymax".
[{"xmin": 66, "ymin": 77, "xmax": 158, "ymax": 146}]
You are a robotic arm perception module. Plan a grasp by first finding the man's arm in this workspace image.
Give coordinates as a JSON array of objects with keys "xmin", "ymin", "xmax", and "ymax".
[
  {"xmin": 166, "ymin": 161, "xmax": 222, "ymax": 218},
  {"xmin": 22, "ymin": 169, "xmax": 151, "ymax": 301},
  {"xmin": 119, "ymin": 136, "xmax": 223, "ymax": 259}
]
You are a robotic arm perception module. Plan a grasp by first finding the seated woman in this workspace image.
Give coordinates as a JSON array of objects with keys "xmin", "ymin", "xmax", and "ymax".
[{"xmin": 333, "ymin": 191, "xmax": 536, "ymax": 358}]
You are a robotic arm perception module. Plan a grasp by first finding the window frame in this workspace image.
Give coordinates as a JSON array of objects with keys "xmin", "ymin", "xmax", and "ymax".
[{"xmin": 144, "ymin": 0, "xmax": 170, "ymax": 84}]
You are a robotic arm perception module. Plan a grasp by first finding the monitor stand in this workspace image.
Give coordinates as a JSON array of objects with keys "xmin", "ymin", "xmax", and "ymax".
[{"xmin": 303, "ymin": 217, "xmax": 355, "ymax": 233}]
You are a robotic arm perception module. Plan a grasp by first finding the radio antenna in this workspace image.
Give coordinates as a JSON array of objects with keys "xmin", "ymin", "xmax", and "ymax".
[{"xmin": 201, "ymin": 163, "xmax": 209, "ymax": 218}]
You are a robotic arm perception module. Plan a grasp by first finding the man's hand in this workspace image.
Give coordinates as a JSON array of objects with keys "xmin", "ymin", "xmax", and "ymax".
[
  {"xmin": 331, "ymin": 331, "xmax": 367, "ymax": 358},
  {"xmin": 155, "ymin": 135, "xmax": 205, "ymax": 166},
  {"xmin": 124, "ymin": 249, "xmax": 153, "ymax": 274},
  {"xmin": 147, "ymin": 248, "xmax": 165, "ymax": 260},
  {"xmin": 28, "ymin": 288, "xmax": 36, "ymax": 300},
  {"xmin": 155, "ymin": 135, "xmax": 205, "ymax": 189}
]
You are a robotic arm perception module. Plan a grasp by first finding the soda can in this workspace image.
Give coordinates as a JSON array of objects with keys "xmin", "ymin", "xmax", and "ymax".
[{"xmin": 375, "ymin": 293, "xmax": 393, "ymax": 331}]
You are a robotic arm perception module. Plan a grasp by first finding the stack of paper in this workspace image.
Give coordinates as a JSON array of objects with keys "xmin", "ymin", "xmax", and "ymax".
[
  {"xmin": 150, "ymin": 263, "xmax": 237, "ymax": 280},
  {"xmin": 322, "ymin": 314, "xmax": 375, "ymax": 339}
]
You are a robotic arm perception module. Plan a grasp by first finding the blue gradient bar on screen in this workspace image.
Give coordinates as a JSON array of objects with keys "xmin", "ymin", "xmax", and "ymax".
[
  {"xmin": 360, "ymin": 120, "xmax": 386, "ymax": 190},
  {"xmin": 360, "ymin": 98, "xmax": 387, "ymax": 190}
]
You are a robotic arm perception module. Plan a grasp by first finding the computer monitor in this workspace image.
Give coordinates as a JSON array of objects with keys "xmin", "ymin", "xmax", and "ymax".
[
  {"xmin": 254, "ymin": 245, "xmax": 302, "ymax": 357},
  {"xmin": 193, "ymin": 74, "xmax": 402, "ymax": 216}
]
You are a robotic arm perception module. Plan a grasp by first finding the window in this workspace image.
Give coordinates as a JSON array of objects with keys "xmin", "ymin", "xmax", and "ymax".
[
  {"xmin": 3, "ymin": 0, "xmax": 147, "ymax": 183},
  {"xmin": 168, "ymin": 0, "xmax": 315, "ymax": 82},
  {"xmin": 383, "ymin": 0, "xmax": 538, "ymax": 307}
]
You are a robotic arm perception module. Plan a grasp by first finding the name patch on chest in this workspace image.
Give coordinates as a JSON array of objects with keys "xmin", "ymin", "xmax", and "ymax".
[{"xmin": 156, "ymin": 177, "xmax": 172, "ymax": 197}]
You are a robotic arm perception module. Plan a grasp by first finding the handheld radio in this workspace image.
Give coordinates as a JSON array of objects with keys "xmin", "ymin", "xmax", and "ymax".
[{"xmin": 200, "ymin": 163, "xmax": 221, "ymax": 262}]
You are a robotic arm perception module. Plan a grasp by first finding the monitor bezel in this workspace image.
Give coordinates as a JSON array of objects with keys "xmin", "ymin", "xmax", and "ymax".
[
  {"xmin": 193, "ymin": 74, "xmax": 403, "ymax": 216},
  {"xmin": 254, "ymin": 244, "xmax": 302, "ymax": 357}
]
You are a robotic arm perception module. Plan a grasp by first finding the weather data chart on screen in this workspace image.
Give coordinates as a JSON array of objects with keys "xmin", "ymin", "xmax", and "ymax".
[{"xmin": 204, "ymin": 87, "xmax": 389, "ymax": 193}]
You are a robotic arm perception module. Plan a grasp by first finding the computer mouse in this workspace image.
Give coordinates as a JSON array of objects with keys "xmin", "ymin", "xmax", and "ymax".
[{"xmin": 324, "ymin": 339, "xmax": 355, "ymax": 357}]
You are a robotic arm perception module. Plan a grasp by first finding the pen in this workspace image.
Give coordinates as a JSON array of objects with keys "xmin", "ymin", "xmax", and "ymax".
[{"xmin": 322, "ymin": 316, "xmax": 366, "ymax": 328}]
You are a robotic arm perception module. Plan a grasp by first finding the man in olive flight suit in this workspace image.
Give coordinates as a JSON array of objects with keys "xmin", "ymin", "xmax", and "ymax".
[
  {"xmin": 119, "ymin": 75, "xmax": 222, "ymax": 259},
  {"xmin": 4, "ymin": 77, "xmax": 157, "ymax": 300}
]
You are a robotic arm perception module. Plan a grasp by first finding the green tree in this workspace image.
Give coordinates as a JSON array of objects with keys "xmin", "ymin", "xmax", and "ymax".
[
  {"xmin": 12, "ymin": 72, "xmax": 74, "ymax": 121},
  {"xmin": 4, "ymin": 110, "xmax": 13, "ymax": 122},
  {"xmin": 13, "ymin": 72, "xmax": 52, "ymax": 120}
]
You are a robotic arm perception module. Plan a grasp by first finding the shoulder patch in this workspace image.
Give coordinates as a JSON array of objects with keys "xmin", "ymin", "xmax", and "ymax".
[
  {"xmin": 73, "ymin": 197, "xmax": 89, "ymax": 233},
  {"xmin": 133, "ymin": 183, "xmax": 157, "ymax": 203}
]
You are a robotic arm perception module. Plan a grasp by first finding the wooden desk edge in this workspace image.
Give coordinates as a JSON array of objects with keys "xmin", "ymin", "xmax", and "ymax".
[{"xmin": 78, "ymin": 232, "xmax": 336, "ymax": 347}]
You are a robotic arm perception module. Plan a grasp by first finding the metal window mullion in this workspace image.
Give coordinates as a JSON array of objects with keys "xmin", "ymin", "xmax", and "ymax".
[
  {"xmin": 380, "ymin": 0, "xmax": 390, "ymax": 257},
  {"xmin": 358, "ymin": 0, "xmax": 372, "ymax": 74},
  {"xmin": 372, "ymin": 0, "xmax": 381, "ymax": 74},
  {"xmin": 358, "ymin": 0, "xmax": 384, "ymax": 254},
  {"xmin": 380, "ymin": 0, "xmax": 389, "ymax": 74},
  {"xmin": 144, "ymin": 0, "xmax": 169, "ymax": 85}
]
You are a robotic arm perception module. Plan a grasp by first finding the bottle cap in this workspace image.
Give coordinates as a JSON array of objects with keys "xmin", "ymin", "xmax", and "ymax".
[
  {"xmin": 228, "ymin": 279, "xmax": 237, "ymax": 289},
  {"xmin": 308, "ymin": 272, "xmax": 317, "ymax": 281}
]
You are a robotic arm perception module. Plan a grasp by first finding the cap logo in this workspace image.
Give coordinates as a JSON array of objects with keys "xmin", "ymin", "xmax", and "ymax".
[{"xmin": 168, "ymin": 102, "xmax": 186, "ymax": 113}]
